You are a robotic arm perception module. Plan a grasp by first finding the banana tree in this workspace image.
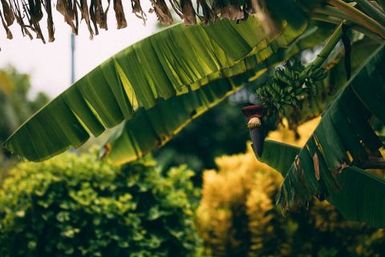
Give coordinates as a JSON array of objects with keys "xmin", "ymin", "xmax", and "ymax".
[
  {"xmin": 253, "ymin": 44, "xmax": 385, "ymax": 228},
  {"xmin": 3, "ymin": 0, "xmax": 385, "ymax": 228}
]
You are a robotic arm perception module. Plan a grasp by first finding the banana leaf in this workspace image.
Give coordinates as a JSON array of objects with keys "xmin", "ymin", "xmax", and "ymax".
[
  {"xmin": 104, "ymin": 58, "xmax": 273, "ymax": 165},
  {"xmin": 4, "ymin": 17, "xmax": 308, "ymax": 162},
  {"xmin": 97, "ymin": 22, "xmax": 337, "ymax": 165},
  {"xmin": 260, "ymin": 140, "xmax": 300, "ymax": 175},
  {"xmin": 103, "ymin": 72, "xmax": 255, "ymax": 165},
  {"xmin": 259, "ymin": 45, "xmax": 385, "ymax": 227}
]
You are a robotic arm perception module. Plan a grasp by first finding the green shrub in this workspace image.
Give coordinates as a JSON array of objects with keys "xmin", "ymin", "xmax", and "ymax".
[{"xmin": 0, "ymin": 152, "xmax": 201, "ymax": 257}]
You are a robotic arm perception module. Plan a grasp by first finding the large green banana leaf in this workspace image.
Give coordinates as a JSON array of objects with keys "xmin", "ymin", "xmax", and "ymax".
[
  {"xmin": 4, "ymin": 17, "xmax": 309, "ymax": 162},
  {"xmin": 259, "ymin": 44, "xmax": 385, "ymax": 227},
  {"xmin": 103, "ymin": 23, "xmax": 331, "ymax": 164},
  {"xmin": 98, "ymin": 20, "xmax": 338, "ymax": 165},
  {"xmin": 104, "ymin": 71, "xmax": 257, "ymax": 165}
]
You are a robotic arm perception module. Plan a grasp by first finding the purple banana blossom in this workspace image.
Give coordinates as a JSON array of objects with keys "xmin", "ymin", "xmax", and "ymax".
[{"xmin": 241, "ymin": 104, "xmax": 266, "ymax": 158}]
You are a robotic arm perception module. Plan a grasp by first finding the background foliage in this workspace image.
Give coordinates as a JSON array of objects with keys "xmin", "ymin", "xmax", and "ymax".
[
  {"xmin": 197, "ymin": 120, "xmax": 385, "ymax": 257},
  {"xmin": 0, "ymin": 151, "xmax": 201, "ymax": 257},
  {"xmin": 155, "ymin": 100, "xmax": 250, "ymax": 176},
  {"xmin": 0, "ymin": 67, "xmax": 49, "ymax": 170}
]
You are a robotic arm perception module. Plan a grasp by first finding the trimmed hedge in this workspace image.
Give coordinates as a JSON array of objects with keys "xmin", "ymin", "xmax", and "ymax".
[{"xmin": 0, "ymin": 152, "xmax": 201, "ymax": 257}]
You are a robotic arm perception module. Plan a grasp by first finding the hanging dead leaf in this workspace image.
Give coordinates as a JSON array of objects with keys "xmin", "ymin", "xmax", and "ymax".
[
  {"xmin": 12, "ymin": 1, "xmax": 33, "ymax": 40},
  {"xmin": 79, "ymin": 0, "xmax": 94, "ymax": 39},
  {"xmin": 113, "ymin": 0, "xmax": 127, "ymax": 29},
  {"xmin": 0, "ymin": 10, "xmax": 13, "ymax": 39},
  {"xmin": 168, "ymin": 0, "xmax": 183, "ymax": 20},
  {"xmin": 24, "ymin": 0, "xmax": 46, "ymax": 43},
  {"xmin": 44, "ymin": 0, "xmax": 55, "ymax": 42},
  {"xmin": 131, "ymin": 0, "xmax": 146, "ymax": 22},
  {"xmin": 196, "ymin": 0, "xmax": 215, "ymax": 23},
  {"xmin": 93, "ymin": 0, "xmax": 108, "ymax": 30},
  {"xmin": 57, "ymin": 0, "xmax": 78, "ymax": 34},
  {"xmin": 1, "ymin": 0, "xmax": 15, "ymax": 26},
  {"xmin": 151, "ymin": 0, "xmax": 173, "ymax": 25}
]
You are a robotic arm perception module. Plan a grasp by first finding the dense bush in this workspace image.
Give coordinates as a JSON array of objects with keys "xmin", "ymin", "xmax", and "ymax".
[
  {"xmin": 197, "ymin": 120, "xmax": 385, "ymax": 257},
  {"xmin": 0, "ymin": 152, "xmax": 201, "ymax": 257}
]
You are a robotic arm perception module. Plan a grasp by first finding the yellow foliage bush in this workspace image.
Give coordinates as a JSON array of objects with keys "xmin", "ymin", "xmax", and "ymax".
[
  {"xmin": 196, "ymin": 118, "xmax": 385, "ymax": 257},
  {"xmin": 197, "ymin": 145, "xmax": 281, "ymax": 257}
]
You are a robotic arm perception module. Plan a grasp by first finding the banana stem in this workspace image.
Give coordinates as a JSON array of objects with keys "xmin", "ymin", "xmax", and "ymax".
[
  {"xmin": 299, "ymin": 23, "xmax": 343, "ymax": 80},
  {"xmin": 311, "ymin": 12, "xmax": 383, "ymax": 41},
  {"xmin": 327, "ymin": 0, "xmax": 385, "ymax": 39},
  {"xmin": 355, "ymin": 0, "xmax": 385, "ymax": 25},
  {"xmin": 313, "ymin": 5, "xmax": 354, "ymax": 21}
]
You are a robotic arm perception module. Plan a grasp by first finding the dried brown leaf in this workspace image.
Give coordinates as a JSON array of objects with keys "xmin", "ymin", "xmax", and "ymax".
[
  {"xmin": 24, "ymin": 0, "xmax": 46, "ymax": 43},
  {"xmin": 80, "ymin": 0, "xmax": 94, "ymax": 39},
  {"xmin": 131, "ymin": 0, "xmax": 146, "ymax": 22},
  {"xmin": 43, "ymin": 0, "xmax": 55, "ymax": 42},
  {"xmin": 181, "ymin": 0, "xmax": 196, "ymax": 24},
  {"xmin": 1, "ymin": 0, "xmax": 15, "ymax": 25},
  {"xmin": 0, "ymin": 10, "xmax": 13, "ymax": 39},
  {"xmin": 93, "ymin": 0, "xmax": 108, "ymax": 30},
  {"xmin": 113, "ymin": 0, "xmax": 127, "ymax": 29},
  {"xmin": 12, "ymin": 0, "xmax": 33, "ymax": 40},
  {"xmin": 151, "ymin": 0, "xmax": 173, "ymax": 25},
  {"xmin": 57, "ymin": 0, "xmax": 78, "ymax": 34},
  {"xmin": 28, "ymin": 0, "xmax": 43, "ymax": 23}
]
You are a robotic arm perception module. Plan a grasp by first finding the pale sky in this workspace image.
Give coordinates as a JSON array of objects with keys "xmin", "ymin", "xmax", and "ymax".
[{"xmin": 0, "ymin": 2, "xmax": 159, "ymax": 98}]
